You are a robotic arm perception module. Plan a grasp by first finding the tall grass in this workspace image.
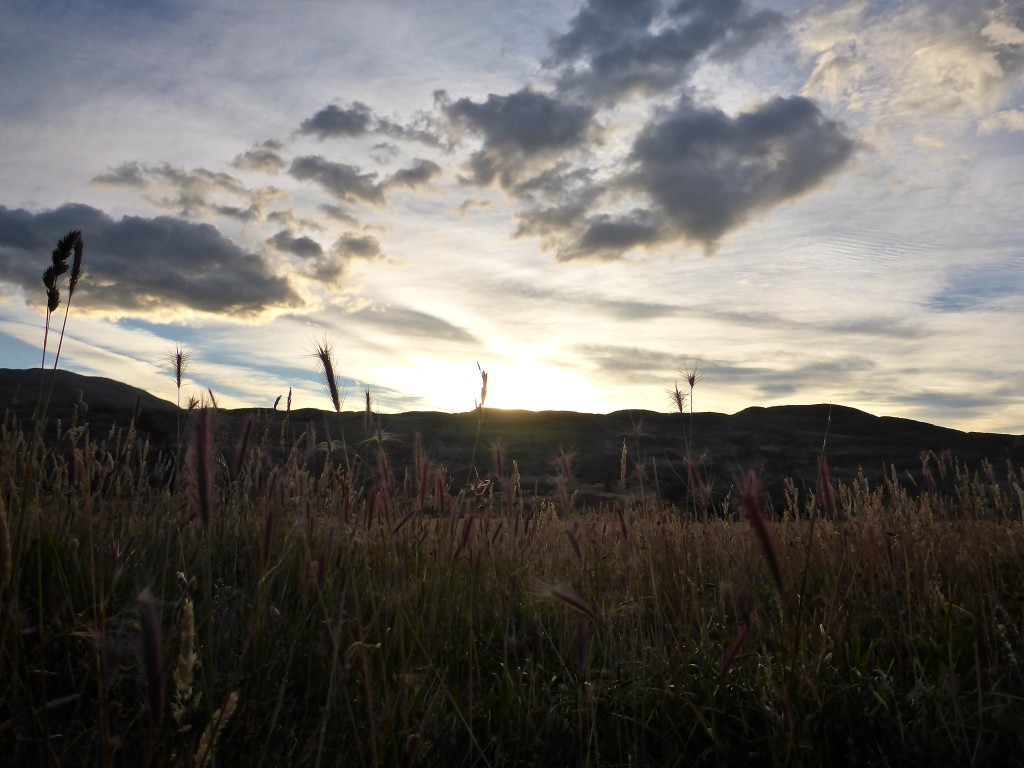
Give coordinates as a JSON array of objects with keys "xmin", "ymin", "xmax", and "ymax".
[{"xmin": 2, "ymin": 378, "xmax": 1023, "ymax": 765}]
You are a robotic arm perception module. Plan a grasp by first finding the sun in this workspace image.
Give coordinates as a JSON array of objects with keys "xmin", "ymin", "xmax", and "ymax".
[{"xmin": 380, "ymin": 339, "xmax": 612, "ymax": 414}]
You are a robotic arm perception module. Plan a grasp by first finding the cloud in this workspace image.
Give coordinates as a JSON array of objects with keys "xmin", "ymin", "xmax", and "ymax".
[
  {"xmin": 549, "ymin": 0, "xmax": 784, "ymax": 103},
  {"xmin": 266, "ymin": 208, "xmax": 325, "ymax": 231},
  {"xmin": 268, "ymin": 229, "xmax": 323, "ymax": 258},
  {"xmin": 574, "ymin": 343, "xmax": 683, "ymax": 384},
  {"xmin": 384, "ymin": 158, "xmax": 442, "ymax": 190},
  {"xmin": 799, "ymin": 0, "xmax": 1024, "ymax": 128},
  {"xmin": 926, "ymin": 260, "xmax": 1024, "ymax": 312},
  {"xmin": 623, "ymin": 96, "xmax": 854, "ymax": 249},
  {"xmin": 517, "ymin": 205, "xmax": 665, "ymax": 261},
  {"xmin": 334, "ymin": 233, "xmax": 382, "ymax": 260},
  {"xmin": 231, "ymin": 140, "xmax": 286, "ymax": 173},
  {"xmin": 288, "ymin": 155, "xmax": 385, "ymax": 205},
  {"xmin": 92, "ymin": 161, "xmax": 148, "ymax": 187},
  {"xmin": 299, "ymin": 102, "xmax": 375, "ymax": 138},
  {"xmin": 298, "ymin": 102, "xmax": 441, "ymax": 146},
  {"xmin": 979, "ymin": 108, "xmax": 1024, "ymax": 133},
  {"xmin": 577, "ymin": 343, "xmax": 884, "ymax": 401},
  {"xmin": 302, "ymin": 232, "xmax": 384, "ymax": 287},
  {"xmin": 0, "ymin": 203, "xmax": 300, "ymax": 317},
  {"xmin": 348, "ymin": 304, "xmax": 478, "ymax": 345},
  {"xmin": 444, "ymin": 88, "xmax": 595, "ymax": 189},
  {"xmin": 91, "ymin": 161, "xmax": 283, "ymax": 222},
  {"xmin": 317, "ymin": 204, "xmax": 359, "ymax": 223}
]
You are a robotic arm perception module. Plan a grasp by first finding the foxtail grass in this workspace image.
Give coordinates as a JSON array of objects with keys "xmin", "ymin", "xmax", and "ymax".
[{"xmin": 35, "ymin": 230, "xmax": 82, "ymax": 422}]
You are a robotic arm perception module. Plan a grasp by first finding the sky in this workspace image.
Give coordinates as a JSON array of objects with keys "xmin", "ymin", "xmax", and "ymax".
[{"xmin": 1, "ymin": 0, "xmax": 1022, "ymax": 433}]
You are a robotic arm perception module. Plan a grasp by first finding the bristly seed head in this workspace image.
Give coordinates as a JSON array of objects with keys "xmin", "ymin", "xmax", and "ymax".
[
  {"xmin": 668, "ymin": 382, "xmax": 687, "ymax": 414},
  {"xmin": 683, "ymin": 363, "xmax": 703, "ymax": 391},
  {"xmin": 68, "ymin": 234, "xmax": 85, "ymax": 297},
  {"xmin": 169, "ymin": 345, "xmax": 192, "ymax": 389},
  {"xmin": 313, "ymin": 338, "xmax": 342, "ymax": 413}
]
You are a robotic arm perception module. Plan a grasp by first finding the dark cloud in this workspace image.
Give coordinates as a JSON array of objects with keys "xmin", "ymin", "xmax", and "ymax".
[
  {"xmin": 268, "ymin": 230, "xmax": 323, "ymax": 258},
  {"xmin": 514, "ymin": 202, "xmax": 589, "ymax": 251},
  {"xmin": 0, "ymin": 203, "xmax": 300, "ymax": 316},
  {"xmin": 302, "ymin": 232, "xmax": 383, "ymax": 287},
  {"xmin": 289, "ymin": 156, "xmax": 385, "ymax": 205},
  {"xmin": 298, "ymin": 102, "xmax": 441, "ymax": 146},
  {"xmin": 624, "ymin": 96, "xmax": 854, "ymax": 249},
  {"xmin": 445, "ymin": 88, "xmax": 595, "ymax": 189},
  {"xmin": 384, "ymin": 158, "xmax": 442, "ymax": 190},
  {"xmin": 552, "ymin": 0, "xmax": 782, "ymax": 103},
  {"xmin": 299, "ymin": 102, "xmax": 374, "ymax": 138},
  {"xmin": 447, "ymin": 89, "xmax": 593, "ymax": 153},
  {"xmin": 550, "ymin": 0, "xmax": 659, "ymax": 62},
  {"xmin": 515, "ymin": 205, "xmax": 663, "ymax": 261},
  {"xmin": 231, "ymin": 140, "xmax": 285, "ymax": 174},
  {"xmin": 334, "ymin": 233, "xmax": 382, "ymax": 260},
  {"xmin": 573, "ymin": 210, "xmax": 663, "ymax": 260},
  {"xmin": 550, "ymin": 0, "xmax": 785, "ymax": 103}
]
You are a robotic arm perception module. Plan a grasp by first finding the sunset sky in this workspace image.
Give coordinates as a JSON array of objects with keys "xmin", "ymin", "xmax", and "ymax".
[{"xmin": 1, "ymin": 0, "xmax": 1022, "ymax": 433}]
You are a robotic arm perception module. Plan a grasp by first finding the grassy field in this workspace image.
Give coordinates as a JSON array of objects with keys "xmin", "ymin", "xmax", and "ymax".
[
  {"xmin": 3, "ymin": 231, "xmax": 1023, "ymax": 766},
  {"xmin": 2, "ymin": 390, "xmax": 1023, "ymax": 767}
]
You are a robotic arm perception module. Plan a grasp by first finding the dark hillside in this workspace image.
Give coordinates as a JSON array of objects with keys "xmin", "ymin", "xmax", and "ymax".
[{"xmin": 3, "ymin": 368, "xmax": 1021, "ymax": 507}]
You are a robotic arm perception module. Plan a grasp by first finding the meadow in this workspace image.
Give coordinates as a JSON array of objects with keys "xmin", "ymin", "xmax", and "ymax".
[{"xmin": 2, "ymin": 232, "xmax": 1023, "ymax": 766}]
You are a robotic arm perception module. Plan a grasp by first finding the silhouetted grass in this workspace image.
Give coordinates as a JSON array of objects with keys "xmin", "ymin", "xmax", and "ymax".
[{"xmin": 2, "ymin": 391, "xmax": 1023, "ymax": 766}]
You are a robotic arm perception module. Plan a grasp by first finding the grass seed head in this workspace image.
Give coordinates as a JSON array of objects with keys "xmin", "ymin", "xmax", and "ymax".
[
  {"xmin": 668, "ymin": 382, "xmax": 687, "ymax": 414},
  {"xmin": 169, "ymin": 345, "xmax": 192, "ymax": 390},
  {"xmin": 313, "ymin": 338, "xmax": 342, "ymax": 413}
]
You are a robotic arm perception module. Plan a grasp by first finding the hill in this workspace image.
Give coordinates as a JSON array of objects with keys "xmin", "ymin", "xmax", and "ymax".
[{"xmin": 3, "ymin": 367, "xmax": 1021, "ymax": 506}]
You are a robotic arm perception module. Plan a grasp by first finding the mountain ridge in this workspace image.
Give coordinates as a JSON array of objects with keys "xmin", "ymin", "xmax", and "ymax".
[{"xmin": 3, "ymin": 368, "xmax": 1021, "ymax": 506}]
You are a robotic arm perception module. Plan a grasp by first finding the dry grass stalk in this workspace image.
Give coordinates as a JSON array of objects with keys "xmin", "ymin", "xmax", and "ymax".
[
  {"xmin": 194, "ymin": 690, "xmax": 239, "ymax": 768},
  {"xmin": 0, "ymin": 491, "xmax": 10, "ymax": 590},
  {"xmin": 720, "ymin": 614, "xmax": 756, "ymax": 675},
  {"xmin": 475, "ymin": 362, "xmax": 488, "ymax": 412},
  {"xmin": 566, "ymin": 523, "xmax": 583, "ymax": 562},
  {"xmin": 169, "ymin": 346, "xmax": 192, "ymax": 406},
  {"xmin": 172, "ymin": 597, "xmax": 201, "ymax": 729},
  {"xmin": 191, "ymin": 407, "xmax": 217, "ymax": 527},
  {"xmin": 36, "ymin": 230, "xmax": 81, "ymax": 418},
  {"xmin": 740, "ymin": 470, "xmax": 784, "ymax": 595},
  {"xmin": 138, "ymin": 588, "xmax": 165, "ymax": 726},
  {"xmin": 539, "ymin": 579, "xmax": 598, "ymax": 622},
  {"xmin": 52, "ymin": 232, "xmax": 84, "ymax": 370},
  {"xmin": 816, "ymin": 456, "xmax": 838, "ymax": 518}
]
